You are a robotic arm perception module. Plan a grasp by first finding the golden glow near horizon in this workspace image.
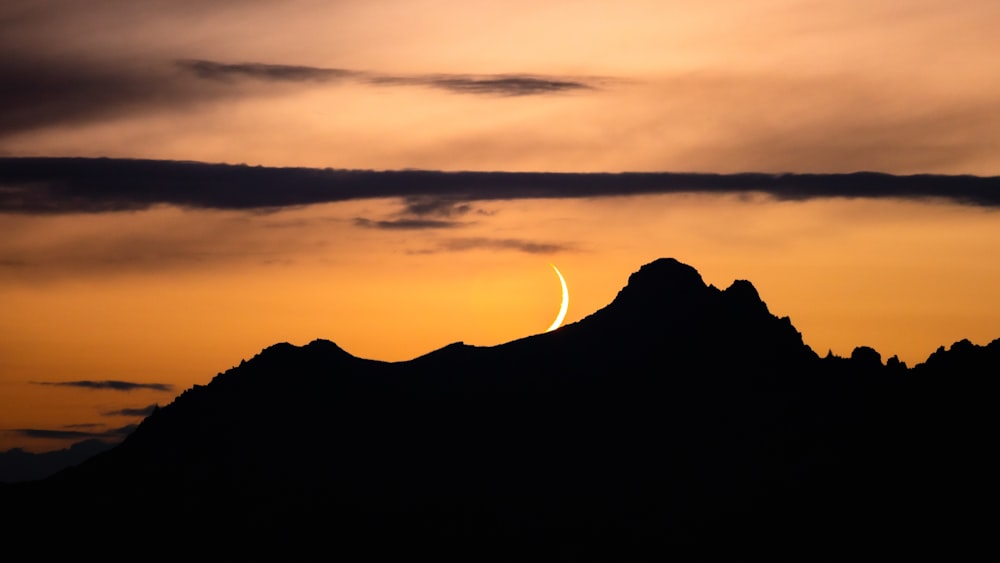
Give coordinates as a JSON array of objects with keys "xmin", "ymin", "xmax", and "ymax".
[
  {"xmin": 1, "ymin": 1, "xmax": 999, "ymax": 453},
  {"xmin": 2, "ymin": 194, "xmax": 997, "ymax": 453}
]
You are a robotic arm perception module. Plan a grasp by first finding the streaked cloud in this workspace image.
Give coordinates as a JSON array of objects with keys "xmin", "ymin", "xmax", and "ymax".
[
  {"xmin": 411, "ymin": 237, "xmax": 574, "ymax": 255},
  {"xmin": 0, "ymin": 51, "xmax": 596, "ymax": 138},
  {"xmin": 10, "ymin": 429, "xmax": 98, "ymax": 440},
  {"xmin": 367, "ymin": 72, "xmax": 593, "ymax": 96},
  {"xmin": 103, "ymin": 404, "xmax": 160, "ymax": 417},
  {"xmin": 32, "ymin": 380, "xmax": 175, "ymax": 392},
  {"xmin": 354, "ymin": 217, "xmax": 465, "ymax": 230},
  {"xmin": 11, "ymin": 425, "xmax": 137, "ymax": 440},
  {"xmin": 352, "ymin": 195, "xmax": 492, "ymax": 230},
  {"xmin": 176, "ymin": 59, "xmax": 595, "ymax": 96},
  {"xmin": 401, "ymin": 196, "xmax": 483, "ymax": 218},
  {"xmin": 177, "ymin": 59, "xmax": 358, "ymax": 83}
]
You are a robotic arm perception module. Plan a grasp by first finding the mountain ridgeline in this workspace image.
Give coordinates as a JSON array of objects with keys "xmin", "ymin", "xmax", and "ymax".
[{"xmin": 6, "ymin": 258, "xmax": 996, "ymax": 559}]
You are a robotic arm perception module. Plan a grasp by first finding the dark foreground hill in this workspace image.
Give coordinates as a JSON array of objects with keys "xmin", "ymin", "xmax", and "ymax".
[{"xmin": 4, "ymin": 258, "xmax": 997, "ymax": 559}]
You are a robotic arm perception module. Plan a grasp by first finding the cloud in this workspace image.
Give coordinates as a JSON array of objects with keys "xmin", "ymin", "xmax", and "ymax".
[
  {"xmin": 2, "ymin": 158, "xmax": 999, "ymax": 216},
  {"xmin": 103, "ymin": 404, "xmax": 160, "ymax": 417},
  {"xmin": 11, "ymin": 424, "xmax": 136, "ymax": 440},
  {"xmin": 401, "ymin": 196, "xmax": 479, "ymax": 218},
  {"xmin": 353, "ymin": 217, "xmax": 464, "ymax": 230},
  {"xmin": 431, "ymin": 75, "xmax": 589, "ymax": 96},
  {"xmin": 411, "ymin": 237, "xmax": 573, "ymax": 255},
  {"xmin": 11, "ymin": 429, "xmax": 96, "ymax": 440},
  {"xmin": 351, "ymin": 195, "xmax": 494, "ymax": 230},
  {"xmin": 176, "ymin": 59, "xmax": 358, "ymax": 83},
  {"xmin": 368, "ymin": 72, "xmax": 593, "ymax": 96},
  {"xmin": 0, "ymin": 56, "xmax": 237, "ymax": 137},
  {"xmin": 0, "ymin": 52, "xmax": 594, "ymax": 138},
  {"xmin": 32, "ymin": 380, "xmax": 175, "ymax": 392},
  {"xmin": 176, "ymin": 59, "xmax": 594, "ymax": 96}
]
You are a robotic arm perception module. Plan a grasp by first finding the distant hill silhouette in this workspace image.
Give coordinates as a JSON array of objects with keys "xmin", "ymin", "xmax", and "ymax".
[
  {"xmin": 3, "ymin": 258, "xmax": 996, "ymax": 560},
  {"xmin": 0, "ymin": 439, "xmax": 115, "ymax": 483}
]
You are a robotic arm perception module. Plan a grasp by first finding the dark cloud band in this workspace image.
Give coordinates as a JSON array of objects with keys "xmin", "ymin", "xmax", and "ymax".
[{"xmin": 2, "ymin": 158, "xmax": 998, "ymax": 215}]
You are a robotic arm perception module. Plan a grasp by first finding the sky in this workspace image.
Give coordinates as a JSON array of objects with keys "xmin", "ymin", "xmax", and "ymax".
[{"xmin": 1, "ymin": 0, "xmax": 999, "ymax": 453}]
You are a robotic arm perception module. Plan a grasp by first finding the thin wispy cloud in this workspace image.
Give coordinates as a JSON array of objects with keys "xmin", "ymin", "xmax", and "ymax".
[
  {"xmin": 175, "ymin": 59, "xmax": 595, "ymax": 96},
  {"xmin": 177, "ymin": 60, "xmax": 358, "ymax": 83},
  {"xmin": 352, "ymin": 195, "xmax": 495, "ymax": 230},
  {"xmin": 352, "ymin": 196, "xmax": 488, "ymax": 230},
  {"xmin": 354, "ymin": 218, "xmax": 465, "ymax": 230},
  {"xmin": 103, "ymin": 404, "xmax": 160, "ymax": 417},
  {"xmin": 0, "ymin": 54, "xmax": 595, "ymax": 139},
  {"xmin": 32, "ymin": 380, "xmax": 175, "ymax": 392},
  {"xmin": 401, "ymin": 196, "xmax": 481, "ymax": 218},
  {"xmin": 368, "ymin": 72, "xmax": 593, "ymax": 96},
  {"xmin": 410, "ymin": 237, "xmax": 573, "ymax": 255},
  {"xmin": 10, "ymin": 429, "xmax": 97, "ymax": 440},
  {"xmin": 11, "ymin": 425, "xmax": 137, "ymax": 440}
]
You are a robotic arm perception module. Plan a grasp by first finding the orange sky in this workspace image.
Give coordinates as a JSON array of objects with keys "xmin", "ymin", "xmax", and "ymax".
[{"xmin": 1, "ymin": 1, "xmax": 999, "ymax": 452}]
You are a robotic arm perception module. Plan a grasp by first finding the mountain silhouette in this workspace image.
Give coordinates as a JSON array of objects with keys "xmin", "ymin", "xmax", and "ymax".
[{"xmin": 3, "ymin": 258, "xmax": 996, "ymax": 560}]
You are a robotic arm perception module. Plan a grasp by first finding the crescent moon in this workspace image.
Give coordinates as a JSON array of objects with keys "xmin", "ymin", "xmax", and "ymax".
[{"xmin": 546, "ymin": 264, "xmax": 569, "ymax": 332}]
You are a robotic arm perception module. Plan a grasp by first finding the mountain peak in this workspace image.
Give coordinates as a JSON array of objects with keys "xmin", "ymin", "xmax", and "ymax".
[
  {"xmin": 605, "ymin": 258, "xmax": 710, "ymax": 314},
  {"xmin": 626, "ymin": 257, "xmax": 705, "ymax": 293},
  {"xmin": 252, "ymin": 338, "xmax": 355, "ymax": 364},
  {"xmin": 564, "ymin": 258, "xmax": 817, "ymax": 373},
  {"xmin": 723, "ymin": 278, "xmax": 770, "ymax": 315}
]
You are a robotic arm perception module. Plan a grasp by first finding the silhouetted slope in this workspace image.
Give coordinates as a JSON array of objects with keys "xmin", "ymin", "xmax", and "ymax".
[{"xmin": 4, "ymin": 259, "xmax": 996, "ymax": 559}]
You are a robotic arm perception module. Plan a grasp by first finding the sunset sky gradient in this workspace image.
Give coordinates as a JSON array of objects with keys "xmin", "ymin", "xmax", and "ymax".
[{"xmin": 2, "ymin": 0, "xmax": 998, "ymax": 453}]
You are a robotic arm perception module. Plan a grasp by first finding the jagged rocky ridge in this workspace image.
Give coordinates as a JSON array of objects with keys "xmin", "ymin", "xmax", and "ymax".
[{"xmin": 5, "ymin": 258, "xmax": 997, "ymax": 559}]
